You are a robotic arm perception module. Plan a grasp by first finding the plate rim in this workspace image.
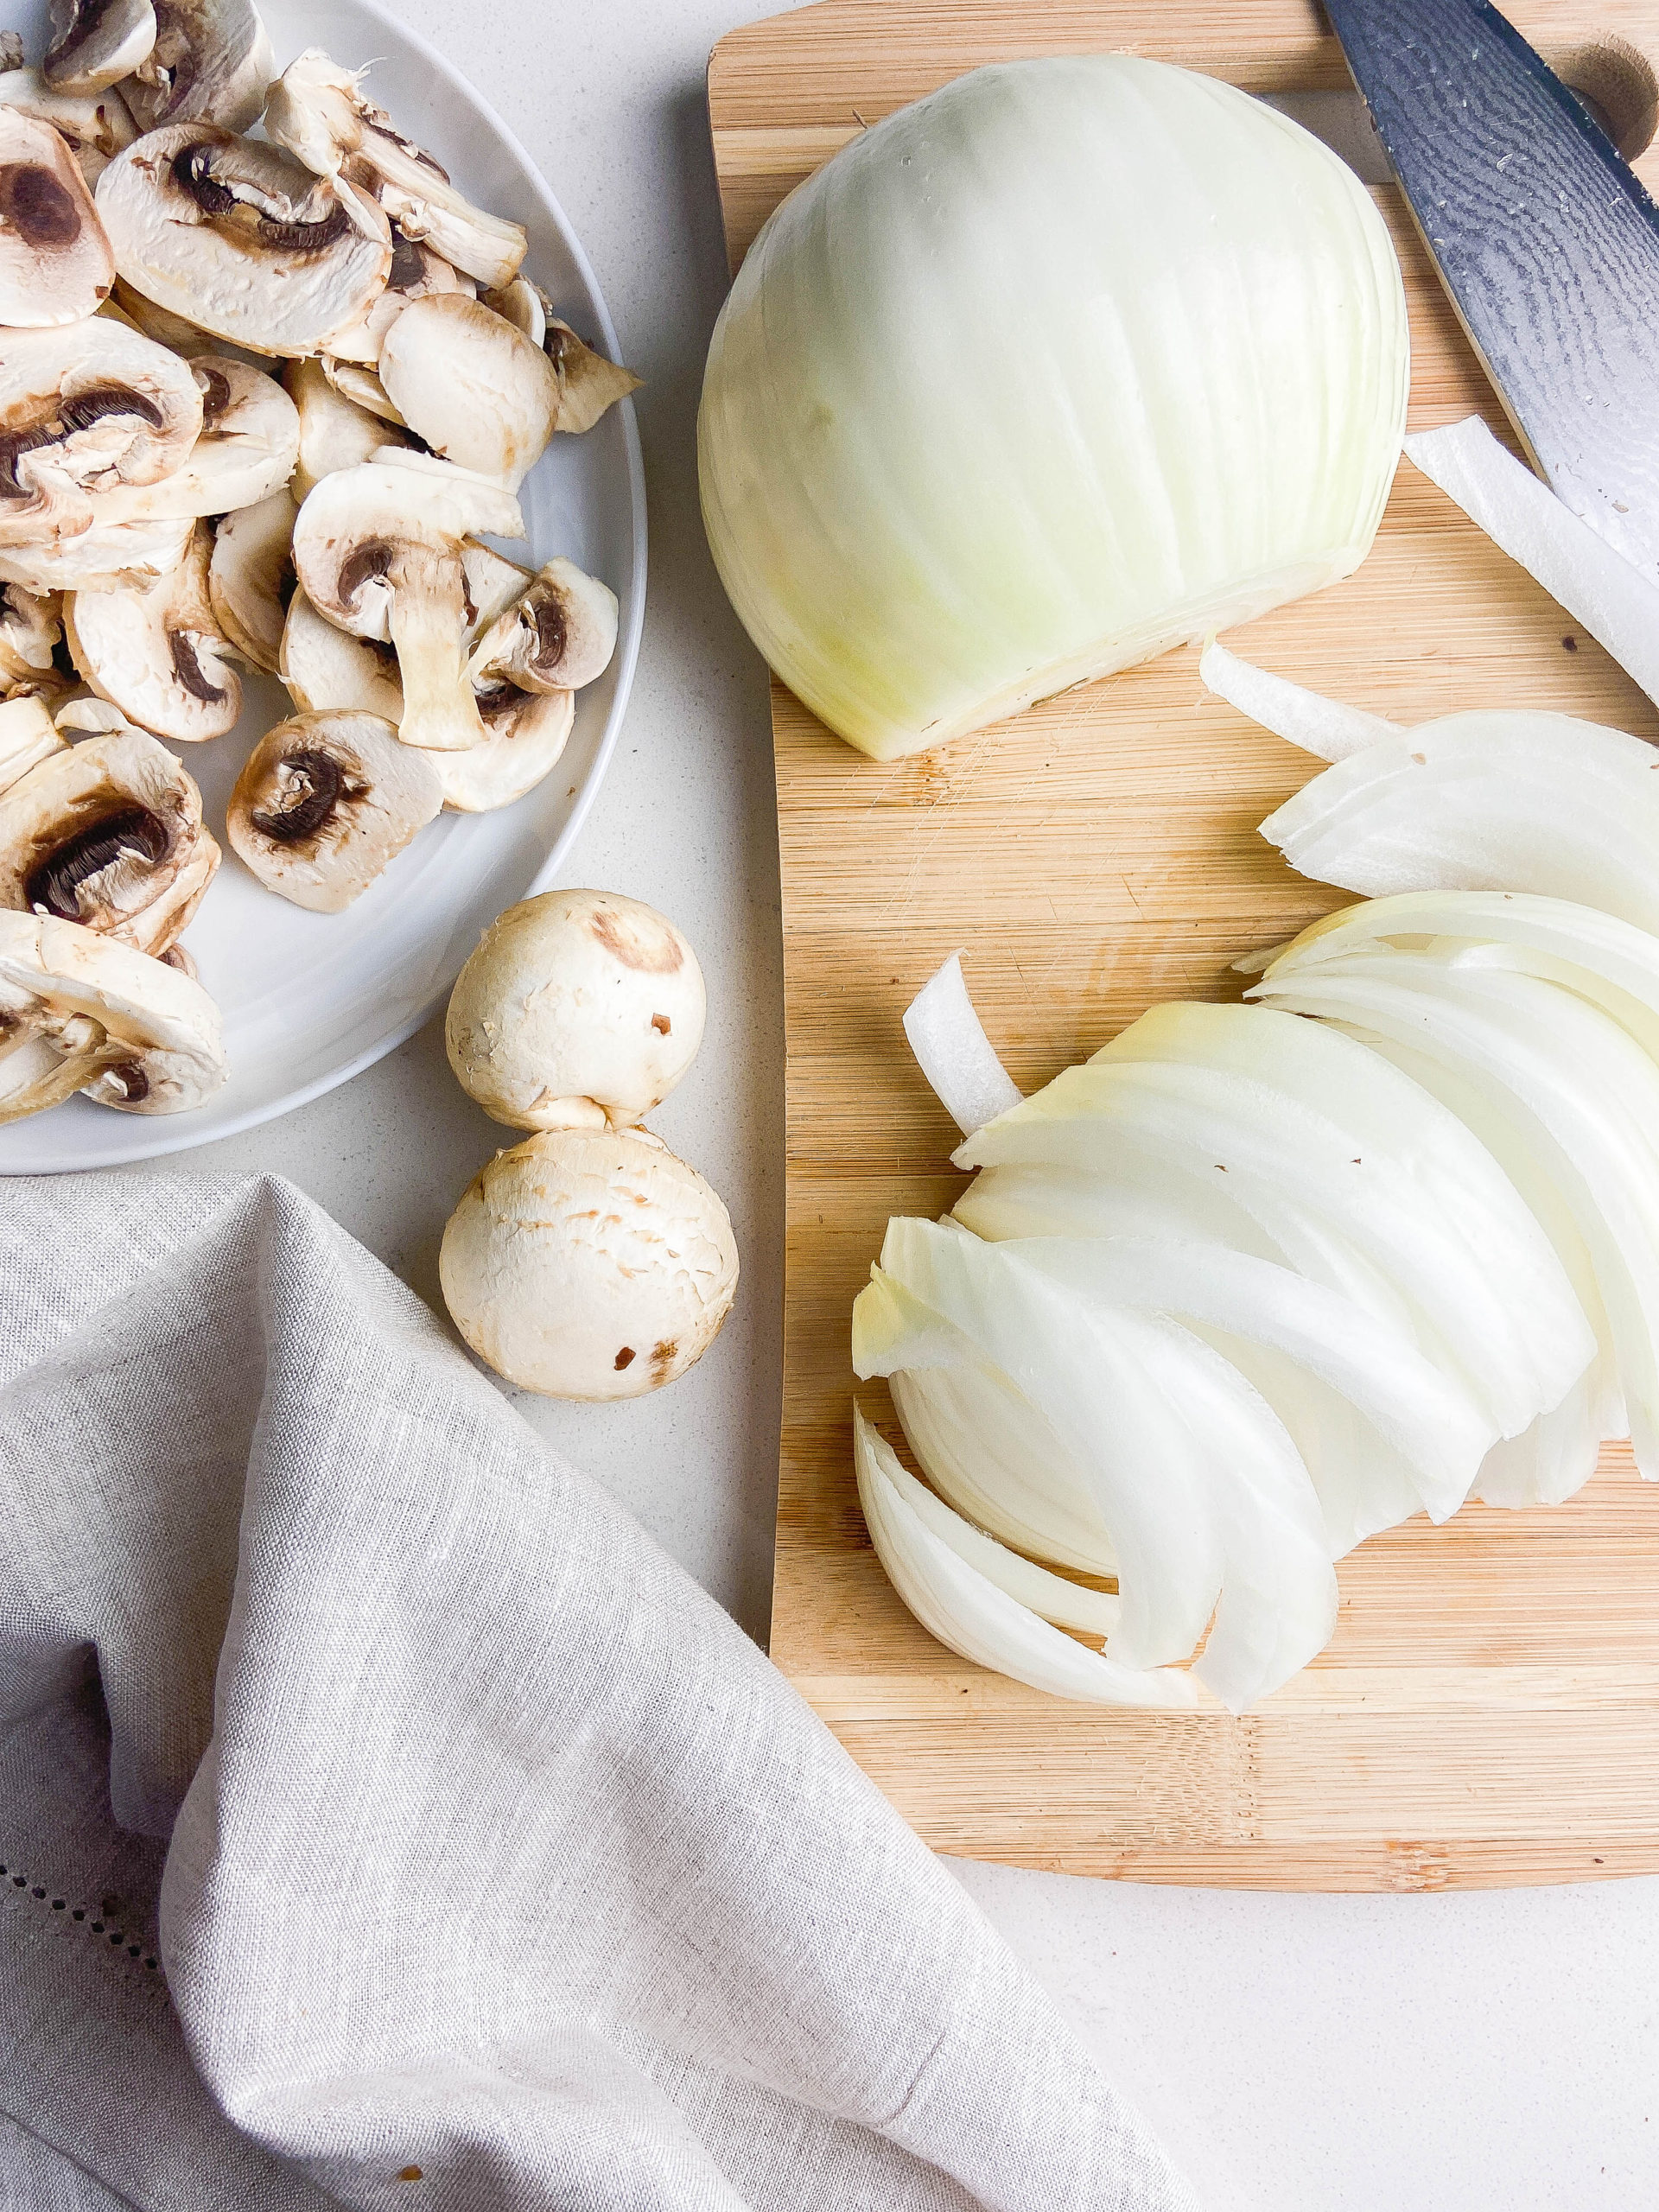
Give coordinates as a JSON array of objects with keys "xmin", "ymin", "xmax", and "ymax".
[{"xmin": 5, "ymin": 0, "xmax": 649, "ymax": 1174}]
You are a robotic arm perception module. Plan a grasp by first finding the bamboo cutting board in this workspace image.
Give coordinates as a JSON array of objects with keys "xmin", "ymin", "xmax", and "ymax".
[{"xmin": 709, "ymin": 0, "xmax": 1659, "ymax": 1888}]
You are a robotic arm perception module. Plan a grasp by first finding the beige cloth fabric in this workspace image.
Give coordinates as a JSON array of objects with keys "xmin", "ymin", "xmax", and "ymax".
[{"xmin": 0, "ymin": 1173, "xmax": 1199, "ymax": 2212}]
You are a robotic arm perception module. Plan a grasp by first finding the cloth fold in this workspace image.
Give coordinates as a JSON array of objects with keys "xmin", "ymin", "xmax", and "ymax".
[{"xmin": 0, "ymin": 1173, "xmax": 1197, "ymax": 2212}]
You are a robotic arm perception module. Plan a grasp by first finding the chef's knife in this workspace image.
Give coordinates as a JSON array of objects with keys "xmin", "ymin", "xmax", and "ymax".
[{"xmin": 1320, "ymin": 0, "xmax": 1659, "ymax": 582}]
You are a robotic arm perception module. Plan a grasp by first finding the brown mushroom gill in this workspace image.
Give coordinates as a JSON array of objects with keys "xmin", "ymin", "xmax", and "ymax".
[
  {"xmin": 249, "ymin": 747, "xmax": 346, "ymax": 843},
  {"xmin": 387, "ymin": 226, "xmax": 424, "ymax": 291},
  {"xmin": 335, "ymin": 536, "xmax": 393, "ymax": 609},
  {"xmin": 24, "ymin": 803, "xmax": 168, "ymax": 917},
  {"xmin": 530, "ymin": 594, "xmax": 568, "ymax": 667},
  {"xmin": 0, "ymin": 385, "xmax": 163, "ymax": 498},
  {"xmin": 170, "ymin": 140, "xmax": 351, "ymax": 255},
  {"xmin": 194, "ymin": 362, "xmax": 231, "ymax": 423},
  {"xmin": 474, "ymin": 679, "xmax": 521, "ymax": 727},
  {"xmin": 168, "ymin": 627, "xmax": 226, "ymax": 702},
  {"xmin": 104, "ymin": 1057, "xmax": 147, "ymax": 1101},
  {"xmin": 0, "ymin": 159, "xmax": 84, "ymax": 246}
]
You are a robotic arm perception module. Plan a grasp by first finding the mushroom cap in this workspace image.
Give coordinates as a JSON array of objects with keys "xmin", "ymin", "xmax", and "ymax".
[
  {"xmin": 283, "ymin": 353, "xmax": 408, "ymax": 497},
  {"xmin": 44, "ymin": 0, "xmax": 156, "ymax": 96},
  {"xmin": 0, "ymin": 721, "xmax": 215, "ymax": 952},
  {"xmin": 207, "ymin": 483, "xmax": 293, "ymax": 672},
  {"xmin": 544, "ymin": 319, "xmax": 641, "ymax": 437},
  {"xmin": 324, "ymin": 223, "xmax": 475, "ymax": 366},
  {"xmin": 0, "ymin": 904, "xmax": 225, "ymax": 1116},
  {"xmin": 428, "ymin": 683, "xmax": 572, "ymax": 814},
  {"xmin": 0, "ymin": 691, "xmax": 67, "ymax": 799},
  {"xmin": 469, "ymin": 556, "xmax": 618, "ymax": 694},
  {"xmin": 226, "ymin": 706, "xmax": 442, "ymax": 912},
  {"xmin": 122, "ymin": 0, "xmax": 275, "ymax": 133},
  {"xmin": 277, "ymin": 582, "xmax": 401, "ymax": 717},
  {"xmin": 65, "ymin": 518, "xmax": 241, "ymax": 740},
  {"xmin": 264, "ymin": 48, "xmax": 527, "ymax": 289},
  {"xmin": 96, "ymin": 122, "xmax": 391, "ymax": 357},
  {"xmin": 379, "ymin": 293, "xmax": 557, "ymax": 490},
  {"xmin": 290, "ymin": 458, "xmax": 524, "ymax": 642},
  {"xmin": 0, "ymin": 510, "xmax": 194, "ymax": 593},
  {"xmin": 0, "ymin": 106, "xmax": 117, "ymax": 327},
  {"xmin": 446, "ymin": 888, "xmax": 707, "ymax": 1132},
  {"xmin": 0, "ymin": 583, "xmax": 62, "ymax": 685},
  {"xmin": 439, "ymin": 1125, "xmax": 739, "ymax": 1400},
  {"xmin": 0, "ymin": 68, "xmax": 138, "ymax": 188},
  {"xmin": 0, "ymin": 316, "xmax": 202, "ymax": 542}
]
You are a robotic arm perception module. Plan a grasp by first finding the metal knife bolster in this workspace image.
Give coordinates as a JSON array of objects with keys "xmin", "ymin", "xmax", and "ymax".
[{"xmin": 1323, "ymin": 0, "xmax": 1659, "ymax": 581}]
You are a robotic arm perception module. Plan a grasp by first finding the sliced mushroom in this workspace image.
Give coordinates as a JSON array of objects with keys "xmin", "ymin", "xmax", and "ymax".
[
  {"xmin": 378, "ymin": 294, "xmax": 556, "ymax": 490},
  {"xmin": 88, "ymin": 353, "xmax": 298, "ymax": 527},
  {"xmin": 290, "ymin": 457, "xmax": 524, "ymax": 753},
  {"xmin": 96, "ymin": 122, "xmax": 391, "ymax": 357},
  {"xmin": 278, "ymin": 584, "xmax": 401, "ymax": 718},
  {"xmin": 0, "ymin": 585, "xmax": 62, "ymax": 685},
  {"xmin": 319, "ymin": 351, "xmax": 404, "ymax": 428},
  {"xmin": 0, "ymin": 34, "xmax": 22, "ymax": 73},
  {"xmin": 0, "ymin": 906, "xmax": 225, "ymax": 1118},
  {"xmin": 122, "ymin": 0, "xmax": 274, "ymax": 132},
  {"xmin": 427, "ymin": 683, "xmax": 573, "ymax": 813},
  {"xmin": 283, "ymin": 354, "xmax": 407, "ymax": 498},
  {"xmin": 207, "ymin": 485, "xmax": 292, "ymax": 674},
  {"xmin": 283, "ymin": 561, "xmax": 567, "ymax": 812},
  {"xmin": 0, "ymin": 316, "xmax": 201, "ymax": 544},
  {"xmin": 226, "ymin": 707, "xmax": 441, "ymax": 912},
  {"xmin": 0, "ymin": 957, "xmax": 119, "ymax": 1116},
  {"xmin": 324, "ymin": 221, "xmax": 474, "ymax": 366},
  {"xmin": 481, "ymin": 276, "xmax": 543, "ymax": 347},
  {"xmin": 0, "ymin": 105, "xmax": 116, "ymax": 327},
  {"xmin": 0, "ymin": 721, "xmax": 217, "ymax": 952},
  {"xmin": 65, "ymin": 519, "xmax": 240, "ymax": 740},
  {"xmin": 467, "ymin": 558, "xmax": 618, "ymax": 694},
  {"xmin": 543, "ymin": 318, "xmax": 642, "ymax": 436},
  {"xmin": 0, "ymin": 511, "xmax": 194, "ymax": 594},
  {"xmin": 263, "ymin": 49, "xmax": 526, "ymax": 289},
  {"xmin": 45, "ymin": 0, "xmax": 156, "ymax": 96},
  {"xmin": 461, "ymin": 540, "xmax": 534, "ymax": 639},
  {"xmin": 0, "ymin": 692, "xmax": 67, "ymax": 799},
  {"xmin": 0, "ymin": 68, "xmax": 138, "ymax": 188},
  {"xmin": 52, "ymin": 690, "xmax": 139, "ymax": 734},
  {"xmin": 280, "ymin": 543, "xmax": 528, "ymax": 714}
]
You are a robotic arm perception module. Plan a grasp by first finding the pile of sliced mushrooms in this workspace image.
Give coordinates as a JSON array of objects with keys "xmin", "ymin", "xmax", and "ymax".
[{"xmin": 0, "ymin": 3, "xmax": 637, "ymax": 1127}]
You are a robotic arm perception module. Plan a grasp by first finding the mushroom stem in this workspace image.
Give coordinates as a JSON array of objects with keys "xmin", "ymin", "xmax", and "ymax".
[
  {"xmin": 387, "ymin": 548, "xmax": 486, "ymax": 751},
  {"xmin": 0, "ymin": 1007, "xmax": 118, "ymax": 1120}
]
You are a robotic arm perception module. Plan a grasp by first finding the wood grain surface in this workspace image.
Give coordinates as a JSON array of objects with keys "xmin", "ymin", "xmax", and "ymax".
[{"xmin": 708, "ymin": 0, "xmax": 1659, "ymax": 1887}]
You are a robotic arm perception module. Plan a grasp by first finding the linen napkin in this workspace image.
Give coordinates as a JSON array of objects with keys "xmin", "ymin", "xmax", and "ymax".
[{"xmin": 0, "ymin": 1172, "xmax": 1198, "ymax": 2212}]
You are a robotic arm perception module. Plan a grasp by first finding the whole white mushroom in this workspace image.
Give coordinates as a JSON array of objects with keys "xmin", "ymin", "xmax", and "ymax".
[
  {"xmin": 447, "ymin": 888, "xmax": 706, "ymax": 1131},
  {"xmin": 441, "ymin": 1125, "xmax": 739, "ymax": 1400}
]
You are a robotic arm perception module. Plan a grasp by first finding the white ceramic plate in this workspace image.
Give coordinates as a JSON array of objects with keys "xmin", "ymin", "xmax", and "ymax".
[{"xmin": 0, "ymin": 0, "xmax": 646, "ymax": 1172}]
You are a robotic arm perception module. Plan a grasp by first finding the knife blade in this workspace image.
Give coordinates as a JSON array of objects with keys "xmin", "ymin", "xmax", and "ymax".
[{"xmin": 1321, "ymin": 0, "xmax": 1659, "ymax": 582}]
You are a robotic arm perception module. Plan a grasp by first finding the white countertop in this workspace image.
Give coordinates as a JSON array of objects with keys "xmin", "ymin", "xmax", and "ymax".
[{"xmin": 136, "ymin": 3, "xmax": 1659, "ymax": 2203}]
